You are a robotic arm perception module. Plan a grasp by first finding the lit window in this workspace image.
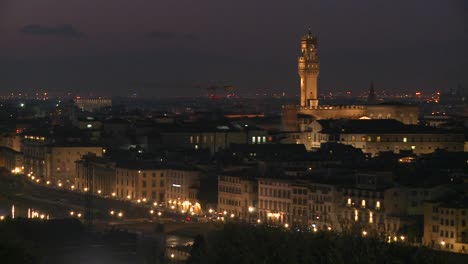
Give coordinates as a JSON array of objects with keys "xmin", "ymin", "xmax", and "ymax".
[
  {"xmin": 262, "ymin": 136, "xmax": 266, "ymax": 143},
  {"xmin": 354, "ymin": 210, "xmax": 358, "ymax": 221},
  {"xmin": 376, "ymin": 201, "xmax": 381, "ymax": 209},
  {"xmin": 252, "ymin": 136, "xmax": 256, "ymax": 143},
  {"xmin": 369, "ymin": 212, "xmax": 373, "ymax": 223},
  {"xmin": 189, "ymin": 136, "xmax": 193, "ymax": 144},
  {"xmin": 411, "ymin": 146, "xmax": 416, "ymax": 150},
  {"xmin": 195, "ymin": 145, "xmax": 198, "ymax": 150},
  {"xmin": 376, "ymin": 136, "xmax": 381, "ymax": 142},
  {"xmin": 347, "ymin": 198, "xmax": 351, "ymax": 205},
  {"xmin": 361, "ymin": 200, "xmax": 366, "ymax": 208},
  {"xmin": 257, "ymin": 136, "xmax": 261, "ymax": 143},
  {"xmin": 403, "ymin": 137, "xmax": 407, "ymax": 143},
  {"xmin": 87, "ymin": 124, "xmax": 92, "ymax": 128}
]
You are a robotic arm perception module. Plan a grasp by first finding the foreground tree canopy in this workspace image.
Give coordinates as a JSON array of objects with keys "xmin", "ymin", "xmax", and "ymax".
[{"xmin": 188, "ymin": 223, "xmax": 466, "ymax": 264}]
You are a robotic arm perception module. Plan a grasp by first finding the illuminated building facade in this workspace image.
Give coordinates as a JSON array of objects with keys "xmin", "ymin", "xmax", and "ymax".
[
  {"xmin": 217, "ymin": 171, "xmax": 257, "ymax": 220},
  {"xmin": 165, "ymin": 166, "xmax": 201, "ymax": 214},
  {"xmin": 114, "ymin": 162, "xmax": 165, "ymax": 202},
  {"xmin": 423, "ymin": 201, "xmax": 468, "ymax": 254}
]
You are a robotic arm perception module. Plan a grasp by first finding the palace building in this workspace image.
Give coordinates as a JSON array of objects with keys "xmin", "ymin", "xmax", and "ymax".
[{"xmin": 282, "ymin": 31, "xmax": 419, "ymax": 131}]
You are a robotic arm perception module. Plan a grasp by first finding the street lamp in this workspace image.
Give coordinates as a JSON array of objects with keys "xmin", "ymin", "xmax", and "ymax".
[
  {"xmin": 58, "ymin": 183, "xmax": 62, "ymax": 187},
  {"xmin": 77, "ymin": 213, "xmax": 82, "ymax": 218},
  {"xmin": 150, "ymin": 210, "xmax": 154, "ymax": 214},
  {"xmin": 157, "ymin": 212, "xmax": 162, "ymax": 216},
  {"xmin": 111, "ymin": 192, "xmax": 116, "ymax": 197},
  {"xmin": 127, "ymin": 195, "xmax": 131, "ymax": 199},
  {"xmin": 284, "ymin": 223, "xmax": 289, "ymax": 228},
  {"xmin": 110, "ymin": 210, "xmax": 115, "ymax": 215},
  {"xmin": 362, "ymin": 231, "xmax": 368, "ymax": 237},
  {"xmin": 118, "ymin": 212, "xmax": 123, "ymax": 218},
  {"xmin": 84, "ymin": 187, "xmax": 88, "ymax": 192},
  {"xmin": 97, "ymin": 190, "xmax": 102, "ymax": 194},
  {"xmin": 70, "ymin": 211, "xmax": 74, "ymax": 216}
]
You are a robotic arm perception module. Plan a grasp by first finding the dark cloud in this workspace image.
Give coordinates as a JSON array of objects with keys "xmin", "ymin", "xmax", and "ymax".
[
  {"xmin": 185, "ymin": 33, "xmax": 198, "ymax": 40},
  {"xmin": 20, "ymin": 24, "xmax": 85, "ymax": 38},
  {"xmin": 146, "ymin": 31, "xmax": 176, "ymax": 39},
  {"xmin": 146, "ymin": 31, "xmax": 198, "ymax": 40}
]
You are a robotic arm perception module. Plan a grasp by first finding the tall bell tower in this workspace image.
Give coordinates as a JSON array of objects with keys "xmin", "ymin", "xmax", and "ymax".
[{"xmin": 298, "ymin": 31, "xmax": 320, "ymax": 108}]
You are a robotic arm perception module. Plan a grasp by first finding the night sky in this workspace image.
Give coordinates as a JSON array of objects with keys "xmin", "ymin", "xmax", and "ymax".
[{"xmin": 0, "ymin": 0, "xmax": 467, "ymax": 97}]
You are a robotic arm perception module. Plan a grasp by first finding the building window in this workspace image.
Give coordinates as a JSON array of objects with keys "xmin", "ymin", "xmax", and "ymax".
[
  {"xmin": 403, "ymin": 137, "xmax": 407, "ymax": 143},
  {"xmin": 252, "ymin": 136, "xmax": 256, "ymax": 143},
  {"xmin": 376, "ymin": 136, "xmax": 381, "ymax": 142}
]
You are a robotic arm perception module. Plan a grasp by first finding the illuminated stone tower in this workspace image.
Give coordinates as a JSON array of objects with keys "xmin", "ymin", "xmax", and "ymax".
[{"xmin": 298, "ymin": 31, "xmax": 320, "ymax": 107}]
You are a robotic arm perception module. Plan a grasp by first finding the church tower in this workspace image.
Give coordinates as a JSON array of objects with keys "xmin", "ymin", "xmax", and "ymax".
[{"xmin": 298, "ymin": 31, "xmax": 320, "ymax": 108}]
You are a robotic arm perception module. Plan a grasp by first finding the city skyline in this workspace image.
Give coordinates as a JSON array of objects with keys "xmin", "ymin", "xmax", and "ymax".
[{"xmin": 1, "ymin": 0, "xmax": 467, "ymax": 97}]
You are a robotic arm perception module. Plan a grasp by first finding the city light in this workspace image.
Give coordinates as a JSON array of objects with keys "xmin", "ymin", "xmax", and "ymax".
[
  {"xmin": 362, "ymin": 231, "xmax": 367, "ymax": 236},
  {"xmin": 157, "ymin": 212, "xmax": 162, "ymax": 216},
  {"xmin": 150, "ymin": 210, "xmax": 154, "ymax": 214},
  {"xmin": 70, "ymin": 211, "xmax": 74, "ymax": 216},
  {"xmin": 112, "ymin": 192, "xmax": 116, "ymax": 197},
  {"xmin": 127, "ymin": 195, "xmax": 131, "ymax": 199},
  {"xmin": 284, "ymin": 223, "xmax": 289, "ymax": 228},
  {"xmin": 110, "ymin": 210, "xmax": 115, "ymax": 215},
  {"xmin": 97, "ymin": 190, "xmax": 102, "ymax": 194},
  {"xmin": 118, "ymin": 212, "xmax": 123, "ymax": 218},
  {"xmin": 77, "ymin": 213, "xmax": 82, "ymax": 218}
]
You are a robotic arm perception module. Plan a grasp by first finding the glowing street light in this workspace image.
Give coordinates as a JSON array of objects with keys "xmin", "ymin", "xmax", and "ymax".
[
  {"xmin": 170, "ymin": 253, "xmax": 175, "ymax": 259},
  {"xmin": 153, "ymin": 202, "xmax": 158, "ymax": 206},
  {"xmin": 230, "ymin": 213, "xmax": 235, "ymax": 218},
  {"xmin": 70, "ymin": 211, "xmax": 75, "ymax": 216},
  {"xmin": 400, "ymin": 236, "xmax": 405, "ymax": 241},
  {"xmin": 46, "ymin": 181, "xmax": 50, "ymax": 185},
  {"xmin": 127, "ymin": 195, "xmax": 131, "ymax": 199},
  {"xmin": 111, "ymin": 192, "xmax": 116, "ymax": 197},
  {"xmin": 248, "ymin": 206, "xmax": 255, "ymax": 213},
  {"xmin": 118, "ymin": 212, "xmax": 123, "ymax": 218},
  {"xmin": 208, "ymin": 209, "xmax": 214, "ymax": 214},
  {"xmin": 58, "ymin": 183, "xmax": 63, "ymax": 187},
  {"xmin": 362, "ymin": 231, "xmax": 368, "ymax": 236},
  {"xmin": 110, "ymin": 210, "xmax": 115, "ymax": 215},
  {"xmin": 77, "ymin": 213, "xmax": 82, "ymax": 218},
  {"xmin": 157, "ymin": 212, "xmax": 162, "ymax": 216},
  {"xmin": 71, "ymin": 185, "xmax": 75, "ymax": 190},
  {"xmin": 97, "ymin": 190, "xmax": 102, "ymax": 194},
  {"xmin": 257, "ymin": 219, "xmax": 261, "ymax": 224},
  {"xmin": 142, "ymin": 198, "xmax": 147, "ymax": 202},
  {"xmin": 284, "ymin": 223, "xmax": 289, "ymax": 228},
  {"xmin": 150, "ymin": 210, "xmax": 154, "ymax": 214},
  {"xmin": 84, "ymin": 187, "xmax": 88, "ymax": 192}
]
